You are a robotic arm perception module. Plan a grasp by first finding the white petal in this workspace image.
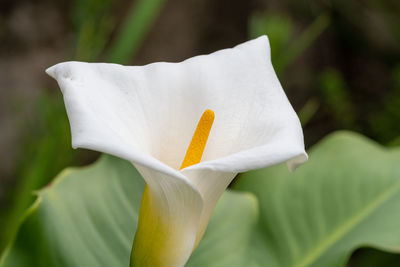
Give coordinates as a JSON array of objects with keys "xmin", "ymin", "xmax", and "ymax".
[{"xmin": 46, "ymin": 36, "xmax": 306, "ymax": 174}]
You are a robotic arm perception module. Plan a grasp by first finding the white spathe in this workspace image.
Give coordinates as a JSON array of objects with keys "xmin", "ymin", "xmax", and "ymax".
[{"xmin": 46, "ymin": 36, "xmax": 307, "ymax": 267}]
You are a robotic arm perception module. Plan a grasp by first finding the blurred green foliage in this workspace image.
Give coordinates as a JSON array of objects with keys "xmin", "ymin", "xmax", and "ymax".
[
  {"xmin": 368, "ymin": 64, "xmax": 400, "ymax": 144},
  {"xmin": 0, "ymin": 0, "xmax": 166, "ymax": 251},
  {"xmin": 1, "ymin": 94, "xmax": 79, "ymax": 250},
  {"xmin": 107, "ymin": 0, "xmax": 165, "ymax": 64},
  {"xmin": 317, "ymin": 68, "xmax": 355, "ymax": 128},
  {"xmin": 249, "ymin": 12, "xmax": 330, "ymax": 75},
  {"xmin": 72, "ymin": 0, "xmax": 115, "ymax": 61}
]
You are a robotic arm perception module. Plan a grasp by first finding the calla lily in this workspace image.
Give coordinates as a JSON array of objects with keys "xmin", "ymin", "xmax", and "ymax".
[{"xmin": 46, "ymin": 36, "xmax": 307, "ymax": 267}]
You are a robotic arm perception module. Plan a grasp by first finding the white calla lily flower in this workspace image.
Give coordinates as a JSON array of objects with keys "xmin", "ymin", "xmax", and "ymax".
[{"xmin": 46, "ymin": 36, "xmax": 307, "ymax": 267}]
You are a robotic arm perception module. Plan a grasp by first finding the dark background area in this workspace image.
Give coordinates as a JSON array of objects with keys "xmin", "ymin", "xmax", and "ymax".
[{"xmin": 1, "ymin": 0, "xmax": 400, "ymax": 265}]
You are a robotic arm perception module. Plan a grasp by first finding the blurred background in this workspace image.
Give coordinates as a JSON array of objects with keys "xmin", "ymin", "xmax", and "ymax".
[{"xmin": 1, "ymin": 0, "xmax": 400, "ymax": 265}]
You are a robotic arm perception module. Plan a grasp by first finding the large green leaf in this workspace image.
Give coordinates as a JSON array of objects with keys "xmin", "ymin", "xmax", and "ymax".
[
  {"xmin": 187, "ymin": 192, "xmax": 258, "ymax": 267},
  {"xmin": 234, "ymin": 131, "xmax": 400, "ymax": 267},
  {"xmin": 0, "ymin": 155, "xmax": 257, "ymax": 267}
]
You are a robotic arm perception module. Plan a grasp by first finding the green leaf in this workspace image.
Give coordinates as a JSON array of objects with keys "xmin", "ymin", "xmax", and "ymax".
[
  {"xmin": 1, "ymin": 155, "xmax": 258, "ymax": 267},
  {"xmin": 0, "ymin": 94, "xmax": 81, "ymax": 250},
  {"xmin": 234, "ymin": 131, "xmax": 400, "ymax": 267},
  {"xmin": 187, "ymin": 192, "xmax": 258, "ymax": 267}
]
